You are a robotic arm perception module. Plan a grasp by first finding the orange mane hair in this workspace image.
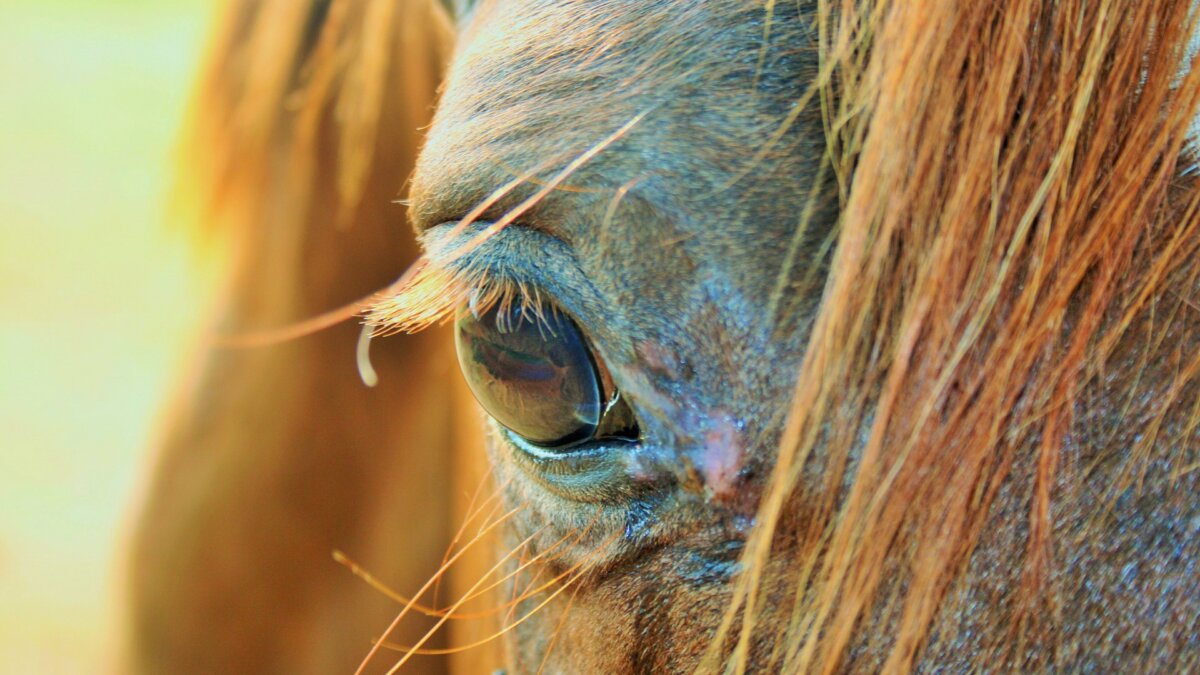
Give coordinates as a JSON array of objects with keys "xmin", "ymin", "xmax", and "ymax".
[
  {"xmin": 702, "ymin": 0, "xmax": 1200, "ymax": 670},
  {"xmin": 124, "ymin": 1, "xmax": 504, "ymax": 673}
]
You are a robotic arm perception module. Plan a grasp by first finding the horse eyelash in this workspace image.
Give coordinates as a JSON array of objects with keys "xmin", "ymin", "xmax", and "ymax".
[{"xmin": 364, "ymin": 256, "xmax": 546, "ymax": 337}]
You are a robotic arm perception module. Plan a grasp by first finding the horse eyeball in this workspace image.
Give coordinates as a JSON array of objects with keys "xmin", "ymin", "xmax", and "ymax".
[{"xmin": 455, "ymin": 301, "xmax": 604, "ymax": 448}]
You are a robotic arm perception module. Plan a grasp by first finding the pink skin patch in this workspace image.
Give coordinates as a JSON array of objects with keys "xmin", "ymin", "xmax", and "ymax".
[
  {"xmin": 619, "ymin": 344, "xmax": 747, "ymax": 502},
  {"xmin": 623, "ymin": 453, "xmax": 659, "ymax": 484},
  {"xmin": 697, "ymin": 412, "xmax": 744, "ymax": 502},
  {"xmin": 635, "ymin": 339, "xmax": 681, "ymax": 379}
]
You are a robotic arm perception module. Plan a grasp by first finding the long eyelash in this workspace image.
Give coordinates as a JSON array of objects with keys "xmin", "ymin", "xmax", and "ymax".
[
  {"xmin": 364, "ymin": 256, "xmax": 541, "ymax": 336},
  {"xmin": 365, "ymin": 251, "xmax": 560, "ymax": 336}
]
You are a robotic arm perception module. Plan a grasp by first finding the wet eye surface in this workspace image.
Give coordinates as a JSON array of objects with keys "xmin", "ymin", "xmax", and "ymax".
[{"xmin": 455, "ymin": 300, "xmax": 637, "ymax": 450}]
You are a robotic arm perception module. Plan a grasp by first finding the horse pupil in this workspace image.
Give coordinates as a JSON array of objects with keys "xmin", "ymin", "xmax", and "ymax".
[{"xmin": 455, "ymin": 302, "xmax": 603, "ymax": 448}]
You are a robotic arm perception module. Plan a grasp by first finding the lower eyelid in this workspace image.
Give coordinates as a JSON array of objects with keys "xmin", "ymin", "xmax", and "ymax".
[
  {"xmin": 500, "ymin": 429, "xmax": 659, "ymax": 503},
  {"xmin": 503, "ymin": 427, "xmax": 632, "ymax": 461}
]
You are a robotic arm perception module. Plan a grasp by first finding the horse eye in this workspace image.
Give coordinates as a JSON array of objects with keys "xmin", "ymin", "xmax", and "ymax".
[{"xmin": 455, "ymin": 301, "xmax": 633, "ymax": 449}]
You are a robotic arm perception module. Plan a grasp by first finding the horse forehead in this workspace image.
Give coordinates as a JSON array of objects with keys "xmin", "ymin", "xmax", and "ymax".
[{"xmin": 411, "ymin": 0, "xmax": 818, "ymax": 221}]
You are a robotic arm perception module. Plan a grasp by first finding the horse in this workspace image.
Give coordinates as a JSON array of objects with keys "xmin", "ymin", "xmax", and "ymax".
[{"xmin": 124, "ymin": 0, "xmax": 1200, "ymax": 672}]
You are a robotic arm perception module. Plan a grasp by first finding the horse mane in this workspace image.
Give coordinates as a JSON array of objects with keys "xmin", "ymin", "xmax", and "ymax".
[
  {"xmin": 124, "ymin": 1, "xmax": 505, "ymax": 672},
  {"xmin": 707, "ymin": 1, "xmax": 1200, "ymax": 671}
]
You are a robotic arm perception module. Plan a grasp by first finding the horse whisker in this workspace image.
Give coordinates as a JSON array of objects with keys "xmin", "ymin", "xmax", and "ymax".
[
  {"xmin": 338, "ymin": 512, "xmax": 597, "ymax": 621},
  {"xmin": 433, "ymin": 470, "xmax": 506, "ymax": 608},
  {"xmin": 534, "ymin": 578, "xmax": 583, "ymax": 674},
  {"xmin": 352, "ymin": 505, "xmax": 524, "ymax": 675},
  {"xmin": 380, "ymin": 524, "xmax": 554, "ymax": 673},
  {"xmin": 375, "ymin": 531, "xmax": 620, "ymax": 661}
]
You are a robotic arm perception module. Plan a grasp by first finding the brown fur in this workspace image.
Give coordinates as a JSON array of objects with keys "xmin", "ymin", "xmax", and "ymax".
[
  {"xmin": 128, "ymin": 0, "xmax": 1200, "ymax": 672},
  {"xmin": 122, "ymin": 2, "xmax": 482, "ymax": 673}
]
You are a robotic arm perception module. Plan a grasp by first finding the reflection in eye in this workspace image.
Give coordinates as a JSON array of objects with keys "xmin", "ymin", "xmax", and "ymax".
[{"xmin": 455, "ymin": 300, "xmax": 635, "ymax": 449}]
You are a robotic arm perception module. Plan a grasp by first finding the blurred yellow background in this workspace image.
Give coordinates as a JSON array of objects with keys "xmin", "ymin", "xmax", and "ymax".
[{"xmin": 0, "ymin": 1, "xmax": 213, "ymax": 671}]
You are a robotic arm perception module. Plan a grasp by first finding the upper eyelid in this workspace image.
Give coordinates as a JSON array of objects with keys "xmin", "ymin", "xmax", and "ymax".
[
  {"xmin": 419, "ymin": 220, "xmax": 573, "ymax": 269},
  {"xmin": 367, "ymin": 223, "xmax": 580, "ymax": 335}
]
